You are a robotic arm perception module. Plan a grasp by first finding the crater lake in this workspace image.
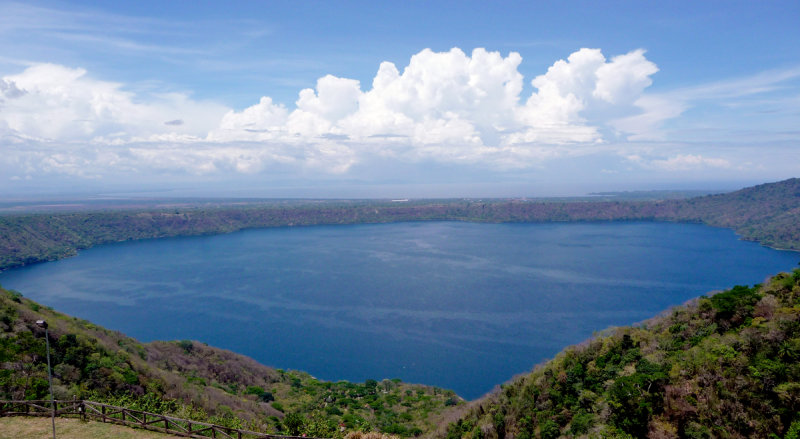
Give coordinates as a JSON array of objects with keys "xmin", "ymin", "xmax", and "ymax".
[{"xmin": 1, "ymin": 221, "xmax": 798, "ymax": 399}]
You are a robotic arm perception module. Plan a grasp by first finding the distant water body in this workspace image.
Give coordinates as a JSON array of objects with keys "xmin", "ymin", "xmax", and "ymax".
[{"xmin": 1, "ymin": 222, "xmax": 798, "ymax": 399}]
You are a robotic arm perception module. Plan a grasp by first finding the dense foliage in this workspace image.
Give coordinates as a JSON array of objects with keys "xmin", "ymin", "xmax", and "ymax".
[
  {"xmin": 0, "ymin": 286, "xmax": 458, "ymax": 437},
  {"xmin": 664, "ymin": 178, "xmax": 800, "ymax": 251},
  {"xmin": 1, "ymin": 178, "xmax": 798, "ymax": 272},
  {"xmin": 443, "ymin": 269, "xmax": 800, "ymax": 438}
]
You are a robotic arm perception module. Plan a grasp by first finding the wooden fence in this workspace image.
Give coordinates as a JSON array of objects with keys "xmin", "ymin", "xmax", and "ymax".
[{"xmin": 0, "ymin": 400, "xmax": 321, "ymax": 439}]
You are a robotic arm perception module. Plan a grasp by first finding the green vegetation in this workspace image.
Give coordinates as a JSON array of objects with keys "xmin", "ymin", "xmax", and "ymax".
[
  {"xmin": 662, "ymin": 178, "xmax": 800, "ymax": 251},
  {"xmin": 0, "ymin": 285, "xmax": 459, "ymax": 437},
  {"xmin": 442, "ymin": 269, "xmax": 800, "ymax": 438},
  {"xmin": 1, "ymin": 178, "xmax": 799, "ymax": 272}
]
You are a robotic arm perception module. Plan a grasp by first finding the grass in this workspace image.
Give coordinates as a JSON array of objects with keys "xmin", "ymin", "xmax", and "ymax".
[{"xmin": 0, "ymin": 416, "xmax": 182, "ymax": 438}]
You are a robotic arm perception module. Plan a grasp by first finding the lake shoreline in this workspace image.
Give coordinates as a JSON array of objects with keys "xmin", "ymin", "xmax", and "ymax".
[{"xmin": 3, "ymin": 220, "xmax": 797, "ymax": 399}]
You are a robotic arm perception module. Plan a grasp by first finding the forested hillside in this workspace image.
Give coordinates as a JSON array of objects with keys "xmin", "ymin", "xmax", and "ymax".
[
  {"xmin": 663, "ymin": 178, "xmax": 800, "ymax": 251},
  {"xmin": 442, "ymin": 269, "xmax": 800, "ymax": 439},
  {"xmin": 0, "ymin": 286, "xmax": 459, "ymax": 437}
]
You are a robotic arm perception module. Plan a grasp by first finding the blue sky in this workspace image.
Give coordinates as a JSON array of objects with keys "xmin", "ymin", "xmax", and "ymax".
[{"xmin": 0, "ymin": 1, "xmax": 798, "ymax": 198}]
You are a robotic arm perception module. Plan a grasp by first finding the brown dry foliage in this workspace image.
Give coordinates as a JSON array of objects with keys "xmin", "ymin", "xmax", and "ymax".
[{"xmin": 145, "ymin": 341, "xmax": 285, "ymax": 420}]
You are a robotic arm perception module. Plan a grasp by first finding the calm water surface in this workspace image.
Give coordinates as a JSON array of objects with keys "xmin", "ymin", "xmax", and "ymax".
[{"xmin": 1, "ymin": 221, "xmax": 798, "ymax": 399}]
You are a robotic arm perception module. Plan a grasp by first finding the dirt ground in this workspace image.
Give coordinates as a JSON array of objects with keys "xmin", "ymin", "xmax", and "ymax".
[{"xmin": 0, "ymin": 416, "xmax": 183, "ymax": 439}]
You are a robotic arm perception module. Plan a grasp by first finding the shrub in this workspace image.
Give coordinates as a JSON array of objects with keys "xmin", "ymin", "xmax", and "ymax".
[
  {"xmin": 569, "ymin": 411, "xmax": 593, "ymax": 435},
  {"xmin": 7, "ymin": 290, "xmax": 23, "ymax": 303},
  {"xmin": 178, "ymin": 340, "xmax": 193, "ymax": 354},
  {"xmin": 539, "ymin": 420, "xmax": 560, "ymax": 439},
  {"xmin": 786, "ymin": 419, "xmax": 800, "ymax": 439},
  {"xmin": 245, "ymin": 385, "xmax": 265, "ymax": 396},
  {"xmin": 710, "ymin": 285, "xmax": 759, "ymax": 323},
  {"xmin": 283, "ymin": 412, "xmax": 304, "ymax": 435}
]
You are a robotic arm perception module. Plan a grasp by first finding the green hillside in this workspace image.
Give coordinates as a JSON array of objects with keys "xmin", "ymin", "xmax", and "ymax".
[
  {"xmin": 441, "ymin": 269, "xmax": 800, "ymax": 439},
  {"xmin": 0, "ymin": 285, "xmax": 459, "ymax": 437},
  {"xmin": 664, "ymin": 178, "xmax": 800, "ymax": 251}
]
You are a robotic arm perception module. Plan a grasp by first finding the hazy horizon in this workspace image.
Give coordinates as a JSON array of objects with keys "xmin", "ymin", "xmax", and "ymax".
[
  {"xmin": 0, "ymin": 175, "xmax": 767, "ymax": 202},
  {"xmin": 0, "ymin": 180, "xmax": 748, "ymax": 203}
]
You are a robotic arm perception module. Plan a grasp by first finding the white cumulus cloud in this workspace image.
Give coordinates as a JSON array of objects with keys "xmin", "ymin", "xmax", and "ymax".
[
  {"xmin": 1, "ymin": 47, "xmax": 667, "ymax": 178},
  {"xmin": 216, "ymin": 47, "xmax": 661, "ymax": 168},
  {"xmin": 210, "ymin": 97, "xmax": 289, "ymax": 142},
  {"xmin": 650, "ymin": 154, "xmax": 731, "ymax": 171},
  {"xmin": 626, "ymin": 153, "xmax": 732, "ymax": 171},
  {"xmin": 594, "ymin": 49, "xmax": 658, "ymax": 104},
  {"xmin": 1, "ymin": 63, "xmax": 228, "ymax": 142}
]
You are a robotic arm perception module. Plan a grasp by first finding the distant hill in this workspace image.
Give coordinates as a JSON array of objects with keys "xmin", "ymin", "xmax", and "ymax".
[
  {"xmin": 663, "ymin": 178, "xmax": 800, "ymax": 250},
  {"xmin": 0, "ymin": 286, "xmax": 459, "ymax": 437},
  {"xmin": 439, "ymin": 269, "xmax": 800, "ymax": 439},
  {"xmin": 0, "ymin": 178, "xmax": 798, "ymax": 272}
]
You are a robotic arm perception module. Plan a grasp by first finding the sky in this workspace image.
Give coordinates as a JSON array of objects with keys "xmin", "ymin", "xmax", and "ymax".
[{"xmin": 0, "ymin": 0, "xmax": 799, "ymax": 198}]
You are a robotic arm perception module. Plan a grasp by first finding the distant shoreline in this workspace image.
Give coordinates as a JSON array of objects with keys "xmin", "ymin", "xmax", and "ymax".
[{"xmin": 1, "ymin": 178, "xmax": 798, "ymax": 272}]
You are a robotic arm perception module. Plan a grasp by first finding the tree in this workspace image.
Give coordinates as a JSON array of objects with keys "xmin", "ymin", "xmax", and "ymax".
[{"xmin": 283, "ymin": 412, "xmax": 304, "ymax": 435}]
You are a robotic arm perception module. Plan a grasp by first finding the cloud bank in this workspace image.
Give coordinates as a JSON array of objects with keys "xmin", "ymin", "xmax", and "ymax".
[
  {"xmin": 3, "ymin": 47, "xmax": 738, "ymax": 182},
  {"xmin": 209, "ymin": 48, "xmax": 659, "ymax": 162}
]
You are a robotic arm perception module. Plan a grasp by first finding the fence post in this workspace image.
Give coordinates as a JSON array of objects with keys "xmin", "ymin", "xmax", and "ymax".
[{"xmin": 102, "ymin": 405, "xmax": 106, "ymax": 423}]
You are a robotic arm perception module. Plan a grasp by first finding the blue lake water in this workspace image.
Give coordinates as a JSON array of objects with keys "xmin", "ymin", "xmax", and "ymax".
[{"xmin": 1, "ymin": 221, "xmax": 798, "ymax": 399}]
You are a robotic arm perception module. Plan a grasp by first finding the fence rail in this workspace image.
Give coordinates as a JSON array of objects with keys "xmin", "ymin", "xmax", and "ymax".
[{"xmin": 0, "ymin": 400, "xmax": 323, "ymax": 439}]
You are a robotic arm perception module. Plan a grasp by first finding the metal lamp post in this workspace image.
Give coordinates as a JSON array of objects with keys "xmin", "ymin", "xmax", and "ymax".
[{"xmin": 36, "ymin": 319, "xmax": 56, "ymax": 439}]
